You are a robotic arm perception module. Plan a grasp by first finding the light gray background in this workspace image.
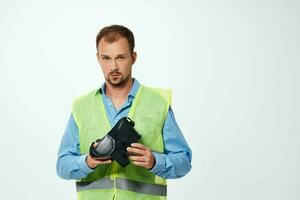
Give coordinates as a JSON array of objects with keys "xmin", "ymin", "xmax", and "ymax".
[{"xmin": 0, "ymin": 0, "xmax": 299, "ymax": 199}]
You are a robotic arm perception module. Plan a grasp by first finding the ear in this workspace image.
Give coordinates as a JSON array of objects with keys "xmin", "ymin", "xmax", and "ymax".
[
  {"xmin": 96, "ymin": 52, "xmax": 100, "ymax": 64},
  {"xmin": 132, "ymin": 52, "xmax": 137, "ymax": 65}
]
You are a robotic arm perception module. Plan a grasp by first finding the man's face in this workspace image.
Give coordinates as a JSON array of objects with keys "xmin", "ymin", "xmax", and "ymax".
[{"xmin": 97, "ymin": 37, "xmax": 136, "ymax": 87}]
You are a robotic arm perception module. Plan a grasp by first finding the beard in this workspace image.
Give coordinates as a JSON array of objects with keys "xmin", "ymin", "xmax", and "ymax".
[{"xmin": 105, "ymin": 71, "xmax": 130, "ymax": 87}]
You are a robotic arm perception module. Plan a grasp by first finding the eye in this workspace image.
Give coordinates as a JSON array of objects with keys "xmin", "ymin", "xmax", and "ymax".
[
  {"xmin": 102, "ymin": 56, "xmax": 110, "ymax": 61},
  {"xmin": 116, "ymin": 56, "xmax": 125, "ymax": 60}
]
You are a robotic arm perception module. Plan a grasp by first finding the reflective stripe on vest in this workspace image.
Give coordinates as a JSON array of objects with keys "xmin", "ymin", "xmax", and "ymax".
[{"xmin": 76, "ymin": 177, "xmax": 167, "ymax": 196}]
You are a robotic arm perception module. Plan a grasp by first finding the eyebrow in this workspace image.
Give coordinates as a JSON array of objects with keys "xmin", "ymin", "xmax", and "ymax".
[{"xmin": 100, "ymin": 54, "xmax": 128, "ymax": 57}]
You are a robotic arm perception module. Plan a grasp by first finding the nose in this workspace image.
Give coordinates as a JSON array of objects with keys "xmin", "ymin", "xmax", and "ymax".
[
  {"xmin": 111, "ymin": 60, "xmax": 119, "ymax": 71},
  {"xmin": 111, "ymin": 65, "xmax": 118, "ymax": 71}
]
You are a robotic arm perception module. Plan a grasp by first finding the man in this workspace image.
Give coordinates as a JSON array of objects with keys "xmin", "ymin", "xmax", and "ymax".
[{"xmin": 56, "ymin": 25, "xmax": 192, "ymax": 200}]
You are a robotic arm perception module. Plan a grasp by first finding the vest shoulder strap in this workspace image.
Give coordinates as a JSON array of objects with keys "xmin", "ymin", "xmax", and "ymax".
[
  {"xmin": 143, "ymin": 86, "xmax": 172, "ymax": 105},
  {"xmin": 72, "ymin": 89, "xmax": 99, "ymax": 129}
]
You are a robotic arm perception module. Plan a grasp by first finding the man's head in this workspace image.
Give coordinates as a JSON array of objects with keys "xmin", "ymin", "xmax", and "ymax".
[
  {"xmin": 96, "ymin": 25, "xmax": 135, "ymax": 53},
  {"xmin": 96, "ymin": 25, "xmax": 137, "ymax": 87}
]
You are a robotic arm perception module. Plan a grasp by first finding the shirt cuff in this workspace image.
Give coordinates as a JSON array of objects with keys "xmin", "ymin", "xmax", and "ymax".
[
  {"xmin": 78, "ymin": 154, "xmax": 94, "ymax": 174},
  {"xmin": 150, "ymin": 152, "xmax": 165, "ymax": 175}
]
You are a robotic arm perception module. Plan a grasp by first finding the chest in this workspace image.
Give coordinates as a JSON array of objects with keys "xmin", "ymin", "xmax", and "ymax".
[{"xmin": 111, "ymin": 97, "xmax": 126, "ymax": 111}]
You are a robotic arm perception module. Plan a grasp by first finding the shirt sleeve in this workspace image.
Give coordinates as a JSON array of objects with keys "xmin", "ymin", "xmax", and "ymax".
[
  {"xmin": 150, "ymin": 107, "xmax": 192, "ymax": 179},
  {"xmin": 56, "ymin": 114, "xmax": 94, "ymax": 180}
]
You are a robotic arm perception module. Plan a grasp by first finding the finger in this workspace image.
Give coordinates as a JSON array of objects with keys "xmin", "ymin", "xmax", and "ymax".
[
  {"xmin": 100, "ymin": 160, "xmax": 112, "ymax": 164},
  {"xmin": 90, "ymin": 156, "xmax": 109, "ymax": 162},
  {"xmin": 93, "ymin": 142, "xmax": 98, "ymax": 147},
  {"xmin": 131, "ymin": 143, "xmax": 147, "ymax": 150},
  {"xmin": 95, "ymin": 157, "xmax": 111, "ymax": 161},
  {"xmin": 128, "ymin": 155, "xmax": 146, "ymax": 162},
  {"xmin": 95, "ymin": 159, "xmax": 112, "ymax": 165},
  {"xmin": 131, "ymin": 161, "xmax": 146, "ymax": 167},
  {"xmin": 92, "ymin": 157, "xmax": 111, "ymax": 162},
  {"xmin": 127, "ymin": 147, "xmax": 145, "ymax": 156}
]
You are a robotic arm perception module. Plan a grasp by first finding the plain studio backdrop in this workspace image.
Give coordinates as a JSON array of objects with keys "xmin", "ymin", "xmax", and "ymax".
[{"xmin": 0, "ymin": 0, "xmax": 299, "ymax": 199}]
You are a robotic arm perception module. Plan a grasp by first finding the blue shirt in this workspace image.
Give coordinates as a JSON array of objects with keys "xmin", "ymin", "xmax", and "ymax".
[{"xmin": 56, "ymin": 79, "xmax": 192, "ymax": 180}]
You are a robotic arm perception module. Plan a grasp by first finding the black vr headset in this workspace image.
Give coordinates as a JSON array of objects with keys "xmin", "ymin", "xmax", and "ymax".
[{"xmin": 89, "ymin": 117, "xmax": 142, "ymax": 167}]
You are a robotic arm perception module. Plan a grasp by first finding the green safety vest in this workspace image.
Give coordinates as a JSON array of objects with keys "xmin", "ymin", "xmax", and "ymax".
[{"xmin": 72, "ymin": 85, "xmax": 172, "ymax": 200}]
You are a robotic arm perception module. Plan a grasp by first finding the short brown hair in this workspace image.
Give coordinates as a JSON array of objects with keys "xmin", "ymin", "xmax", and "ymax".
[{"xmin": 96, "ymin": 25, "xmax": 135, "ymax": 53}]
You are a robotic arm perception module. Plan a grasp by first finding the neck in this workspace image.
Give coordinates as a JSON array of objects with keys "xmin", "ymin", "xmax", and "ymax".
[{"xmin": 105, "ymin": 77, "xmax": 133, "ymax": 100}]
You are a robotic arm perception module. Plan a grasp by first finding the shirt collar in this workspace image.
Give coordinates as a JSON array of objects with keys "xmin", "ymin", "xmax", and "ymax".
[{"xmin": 95, "ymin": 78, "xmax": 140, "ymax": 100}]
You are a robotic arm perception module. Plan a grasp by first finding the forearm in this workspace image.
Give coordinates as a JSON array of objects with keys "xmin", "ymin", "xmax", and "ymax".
[
  {"xmin": 152, "ymin": 107, "xmax": 192, "ymax": 179},
  {"xmin": 150, "ymin": 151, "xmax": 192, "ymax": 179},
  {"xmin": 57, "ymin": 114, "xmax": 94, "ymax": 180},
  {"xmin": 56, "ymin": 153, "xmax": 93, "ymax": 180}
]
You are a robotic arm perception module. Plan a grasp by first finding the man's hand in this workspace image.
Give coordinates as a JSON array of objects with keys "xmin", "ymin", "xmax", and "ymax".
[
  {"xmin": 86, "ymin": 141, "xmax": 112, "ymax": 169},
  {"xmin": 86, "ymin": 155, "xmax": 112, "ymax": 169},
  {"xmin": 127, "ymin": 143, "xmax": 156, "ymax": 169}
]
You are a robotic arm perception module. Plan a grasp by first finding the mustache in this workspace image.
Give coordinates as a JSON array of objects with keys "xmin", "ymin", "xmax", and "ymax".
[{"xmin": 109, "ymin": 69, "xmax": 121, "ymax": 75}]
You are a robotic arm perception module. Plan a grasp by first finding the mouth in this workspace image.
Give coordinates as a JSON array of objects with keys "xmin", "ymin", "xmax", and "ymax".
[
  {"xmin": 110, "ymin": 72, "xmax": 121, "ymax": 75},
  {"xmin": 109, "ymin": 73, "xmax": 121, "ymax": 79}
]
